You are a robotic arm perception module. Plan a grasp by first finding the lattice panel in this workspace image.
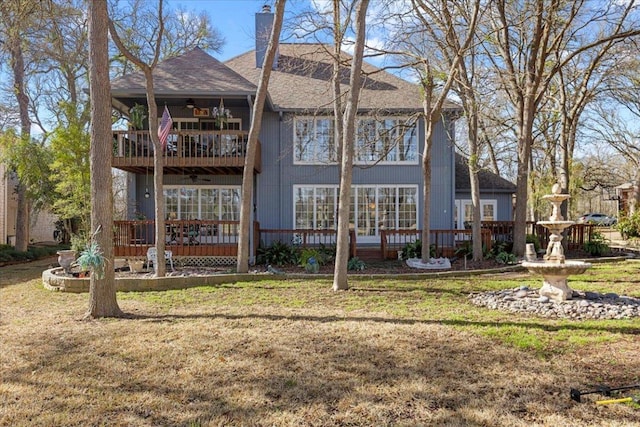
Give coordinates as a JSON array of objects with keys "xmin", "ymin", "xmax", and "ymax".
[{"xmin": 175, "ymin": 256, "xmax": 236, "ymax": 267}]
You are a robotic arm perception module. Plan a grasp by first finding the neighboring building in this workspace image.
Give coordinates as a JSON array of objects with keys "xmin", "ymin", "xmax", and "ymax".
[
  {"xmin": 0, "ymin": 163, "xmax": 18, "ymax": 245},
  {"xmin": 454, "ymin": 154, "xmax": 516, "ymax": 229},
  {"xmin": 0, "ymin": 163, "xmax": 57, "ymax": 245},
  {"xmin": 615, "ymin": 182, "xmax": 638, "ymax": 215},
  {"xmin": 109, "ymin": 7, "xmax": 515, "ymax": 260}
]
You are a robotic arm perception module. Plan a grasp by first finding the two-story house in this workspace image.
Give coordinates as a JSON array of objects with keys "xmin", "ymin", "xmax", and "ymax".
[{"xmin": 109, "ymin": 7, "xmax": 515, "ymax": 264}]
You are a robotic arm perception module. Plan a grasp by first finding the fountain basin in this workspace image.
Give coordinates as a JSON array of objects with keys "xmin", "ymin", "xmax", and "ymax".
[{"xmin": 522, "ymin": 260, "xmax": 592, "ymax": 302}]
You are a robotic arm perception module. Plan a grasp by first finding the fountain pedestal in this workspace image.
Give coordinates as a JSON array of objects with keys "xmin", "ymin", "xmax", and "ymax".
[{"xmin": 522, "ymin": 184, "xmax": 591, "ymax": 302}]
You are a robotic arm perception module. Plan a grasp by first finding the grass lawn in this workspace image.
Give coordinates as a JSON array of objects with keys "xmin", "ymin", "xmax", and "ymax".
[{"xmin": 1, "ymin": 258, "xmax": 639, "ymax": 426}]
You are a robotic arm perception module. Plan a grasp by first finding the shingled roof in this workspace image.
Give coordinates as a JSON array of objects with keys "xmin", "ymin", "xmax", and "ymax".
[
  {"xmin": 226, "ymin": 43, "xmax": 459, "ymax": 112},
  {"xmin": 111, "ymin": 47, "xmax": 257, "ymax": 98},
  {"xmin": 455, "ymin": 153, "xmax": 516, "ymax": 193}
]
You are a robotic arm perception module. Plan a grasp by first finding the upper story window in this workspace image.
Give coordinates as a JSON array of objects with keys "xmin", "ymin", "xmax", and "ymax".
[
  {"xmin": 356, "ymin": 117, "xmax": 418, "ymax": 164},
  {"xmin": 293, "ymin": 115, "xmax": 418, "ymax": 165},
  {"xmin": 294, "ymin": 117, "xmax": 337, "ymax": 164}
]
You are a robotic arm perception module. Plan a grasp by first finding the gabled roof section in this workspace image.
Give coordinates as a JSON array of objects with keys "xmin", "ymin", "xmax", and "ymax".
[
  {"xmin": 225, "ymin": 43, "xmax": 458, "ymax": 112},
  {"xmin": 111, "ymin": 47, "xmax": 258, "ymax": 97},
  {"xmin": 455, "ymin": 153, "xmax": 516, "ymax": 193}
]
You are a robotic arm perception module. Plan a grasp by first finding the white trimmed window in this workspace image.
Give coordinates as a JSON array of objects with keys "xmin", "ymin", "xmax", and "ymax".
[
  {"xmin": 454, "ymin": 199, "xmax": 497, "ymax": 229},
  {"xmin": 293, "ymin": 117, "xmax": 336, "ymax": 163},
  {"xmin": 356, "ymin": 117, "xmax": 418, "ymax": 164},
  {"xmin": 293, "ymin": 185, "xmax": 418, "ymax": 240},
  {"xmin": 293, "ymin": 116, "xmax": 418, "ymax": 164},
  {"xmin": 164, "ymin": 186, "xmax": 241, "ymax": 220}
]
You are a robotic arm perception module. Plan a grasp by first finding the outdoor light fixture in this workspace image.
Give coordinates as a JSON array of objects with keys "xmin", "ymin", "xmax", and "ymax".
[
  {"xmin": 185, "ymin": 98, "xmax": 195, "ymax": 109},
  {"xmin": 144, "ymin": 188, "xmax": 151, "ymax": 198}
]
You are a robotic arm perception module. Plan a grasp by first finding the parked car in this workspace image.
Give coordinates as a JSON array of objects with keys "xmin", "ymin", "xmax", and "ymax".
[{"xmin": 576, "ymin": 213, "xmax": 617, "ymax": 226}]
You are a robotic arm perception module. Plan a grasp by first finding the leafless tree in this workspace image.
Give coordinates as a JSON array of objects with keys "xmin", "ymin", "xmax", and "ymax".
[
  {"xmin": 237, "ymin": 0, "xmax": 286, "ymax": 273},
  {"xmin": 108, "ymin": 1, "xmax": 168, "ymax": 276},
  {"xmin": 483, "ymin": 0, "xmax": 640, "ymax": 256},
  {"xmin": 333, "ymin": 0, "xmax": 369, "ymax": 291}
]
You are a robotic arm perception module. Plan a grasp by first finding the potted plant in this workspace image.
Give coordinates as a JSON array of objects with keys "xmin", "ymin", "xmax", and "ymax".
[
  {"xmin": 56, "ymin": 250, "xmax": 77, "ymax": 275},
  {"xmin": 76, "ymin": 241, "xmax": 107, "ymax": 279}
]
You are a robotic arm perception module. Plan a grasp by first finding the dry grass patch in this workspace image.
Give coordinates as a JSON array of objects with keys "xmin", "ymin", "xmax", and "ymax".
[{"xmin": 1, "ymin": 260, "xmax": 639, "ymax": 426}]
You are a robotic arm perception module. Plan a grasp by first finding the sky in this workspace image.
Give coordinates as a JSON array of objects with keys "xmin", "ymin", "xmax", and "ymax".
[{"xmin": 166, "ymin": 0, "xmax": 304, "ymax": 61}]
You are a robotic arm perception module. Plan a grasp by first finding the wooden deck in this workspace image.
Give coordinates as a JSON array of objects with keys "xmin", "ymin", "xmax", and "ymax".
[
  {"xmin": 112, "ymin": 130, "xmax": 261, "ymax": 175},
  {"xmin": 113, "ymin": 220, "xmax": 597, "ymax": 260}
]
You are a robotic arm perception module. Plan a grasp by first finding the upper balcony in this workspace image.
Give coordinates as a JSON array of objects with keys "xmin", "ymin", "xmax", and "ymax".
[{"xmin": 112, "ymin": 130, "xmax": 261, "ymax": 176}]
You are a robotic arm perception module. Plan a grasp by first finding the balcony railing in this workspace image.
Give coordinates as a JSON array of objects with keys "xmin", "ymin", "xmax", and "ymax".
[
  {"xmin": 112, "ymin": 130, "xmax": 261, "ymax": 175},
  {"xmin": 114, "ymin": 219, "xmax": 240, "ymax": 257}
]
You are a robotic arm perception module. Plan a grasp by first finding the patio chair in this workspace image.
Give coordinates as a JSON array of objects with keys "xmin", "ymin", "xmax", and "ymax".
[{"xmin": 146, "ymin": 247, "xmax": 174, "ymax": 272}]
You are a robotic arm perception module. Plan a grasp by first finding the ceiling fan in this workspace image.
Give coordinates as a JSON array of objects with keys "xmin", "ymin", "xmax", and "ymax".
[{"xmin": 183, "ymin": 174, "xmax": 212, "ymax": 183}]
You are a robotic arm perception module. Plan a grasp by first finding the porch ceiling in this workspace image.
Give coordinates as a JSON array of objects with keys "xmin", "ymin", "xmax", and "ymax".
[{"xmin": 114, "ymin": 165, "xmax": 245, "ymax": 176}]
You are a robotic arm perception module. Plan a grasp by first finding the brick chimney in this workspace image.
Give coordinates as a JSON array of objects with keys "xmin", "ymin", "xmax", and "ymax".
[{"xmin": 255, "ymin": 4, "xmax": 279, "ymax": 69}]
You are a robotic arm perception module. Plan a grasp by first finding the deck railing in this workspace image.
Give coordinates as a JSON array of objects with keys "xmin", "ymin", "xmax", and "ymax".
[
  {"xmin": 380, "ymin": 229, "xmax": 492, "ymax": 259},
  {"xmin": 113, "ymin": 219, "xmax": 240, "ymax": 257},
  {"xmin": 112, "ymin": 130, "xmax": 261, "ymax": 173},
  {"xmin": 114, "ymin": 220, "xmax": 597, "ymax": 260}
]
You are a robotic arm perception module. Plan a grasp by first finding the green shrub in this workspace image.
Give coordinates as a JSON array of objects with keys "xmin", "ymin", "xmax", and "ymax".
[
  {"xmin": 0, "ymin": 244, "xmax": 64, "ymax": 264},
  {"xmin": 616, "ymin": 211, "xmax": 640, "ymax": 239},
  {"xmin": 347, "ymin": 257, "xmax": 366, "ymax": 271},
  {"xmin": 583, "ymin": 231, "xmax": 611, "ymax": 256},
  {"xmin": 401, "ymin": 240, "xmax": 436, "ymax": 260},
  {"xmin": 298, "ymin": 245, "xmax": 334, "ymax": 267},
  {"xmin": 70, "ymin": 233, "xmax": 90, "ymax": 252},
  {"xmin": 256, "ymin": 241, "xmax": 299, "ymax": 266},
  {"xmin": 456, "ymin": 240, "xmax": 490, "ymax": 259},
  {"xmin": 495, "ymin": 251, "xmax": 517, "ymax": 264}
]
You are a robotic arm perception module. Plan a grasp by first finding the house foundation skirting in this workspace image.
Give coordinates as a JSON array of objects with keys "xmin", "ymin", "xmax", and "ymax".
[{"xmin": 174, "ymin": 256, "xmax": 236, "ymax": 267}]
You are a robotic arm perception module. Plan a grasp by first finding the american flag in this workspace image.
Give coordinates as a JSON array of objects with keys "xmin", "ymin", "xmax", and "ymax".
[{"xmin": 158, "ymin": 105, "xmax": 173, "ymax": 150}]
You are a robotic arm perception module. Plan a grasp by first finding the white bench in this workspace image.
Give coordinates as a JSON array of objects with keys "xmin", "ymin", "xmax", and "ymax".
[{"xmin": 146, "ymin": 247, "xmax": 174, "ymax": 272}]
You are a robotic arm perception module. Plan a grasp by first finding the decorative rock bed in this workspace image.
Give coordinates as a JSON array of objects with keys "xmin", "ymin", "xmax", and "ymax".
[{"xmin": 469, "ymin": 286, "xmax": 640, "ymax": 320}]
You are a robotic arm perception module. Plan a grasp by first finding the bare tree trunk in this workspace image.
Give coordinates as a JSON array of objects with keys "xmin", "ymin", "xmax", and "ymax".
[
  {"xmin": 420, "ymin": 111, "xmax": 434, "ymax": 262},
  {"xmin": 108, "ymin": 2, "xmax": 166, "ymax": 276},
  {"xmin": 237, "ymin": 0, "xmax": 286, "ymax": 273},
  {"xmin": 7, "ymin": 21, "xmax": 30, "ymax": 251},
  {"xmin": 467, "ymin": 109, "xmax": 483, "ymax": 261},
  {"xmin": 333, "ymin": 0, "xmax": 369, "ymax": 291},
  {"xmin": 86, "ymin": 0, "xmax": 122, "ymax": 318}
]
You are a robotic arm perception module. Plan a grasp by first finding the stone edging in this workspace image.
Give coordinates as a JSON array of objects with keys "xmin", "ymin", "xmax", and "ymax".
[{"xmin": 41, "ymin": 255, "xmax": 633, "ymax": 293}]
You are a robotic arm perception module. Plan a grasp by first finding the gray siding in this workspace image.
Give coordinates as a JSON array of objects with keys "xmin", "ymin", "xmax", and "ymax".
[{"xmin": 256, "ymin": 112, "xmax": 456, "ymax": 230}]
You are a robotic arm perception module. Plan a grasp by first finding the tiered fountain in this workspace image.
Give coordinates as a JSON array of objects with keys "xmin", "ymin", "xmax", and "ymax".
[{"xmin": 522, "ymin": 183, "xmax": 591, "ymax": 302}]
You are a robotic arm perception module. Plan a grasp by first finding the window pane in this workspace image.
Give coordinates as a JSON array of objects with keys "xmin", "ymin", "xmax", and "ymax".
[
  {"xmin": 398, "ymin": 187, "xmax": 417, "ymax": 229},
  {"xmin": 295, "ymin": 187, "xmax": 314, "ymax": 229},
  {"xmin": 356, "ymin": 119, "xmax": 377, "ymax": 162},
  {"xmin": 482, "ymin": 203, "xmax": 495, "ymax": 221},
  {"xmin": 181, "ymin": 188, "xmax": 199, "ymax": 219},
  {"xmin": 377, "ymin": 187, "xmax": 396, "ymax": 230},
  {"xmin": 315, "ymin": 119, "xmax": 335, "ymax": 162},
  {"xmin": 294, "ymin": 118, "xmax": 314, "ymax": 162},
  {"xmin": 399, "ymin": 120, "xmax": 418, "ymax": 161},
  {"xmin": 356, "ymin": 187, "xmax": 376, "ymax": 236},
  {"xmin": 200, "ymin": 189, "xmax": 218, "ymax": 220},
  {"xmin": 316, "ymin": 187, "xmax": 336, "ymax": 229},
  {"xmin": 220, "ymin": 189, "xmax": 240, "ymax": 220},
  {"xmin": 379, "ymin": 119, "xmax": 396, "ymax": 162},
  {"xmin": 164, "ymin": 188, "xmax": 179, "ymax": 220}
]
